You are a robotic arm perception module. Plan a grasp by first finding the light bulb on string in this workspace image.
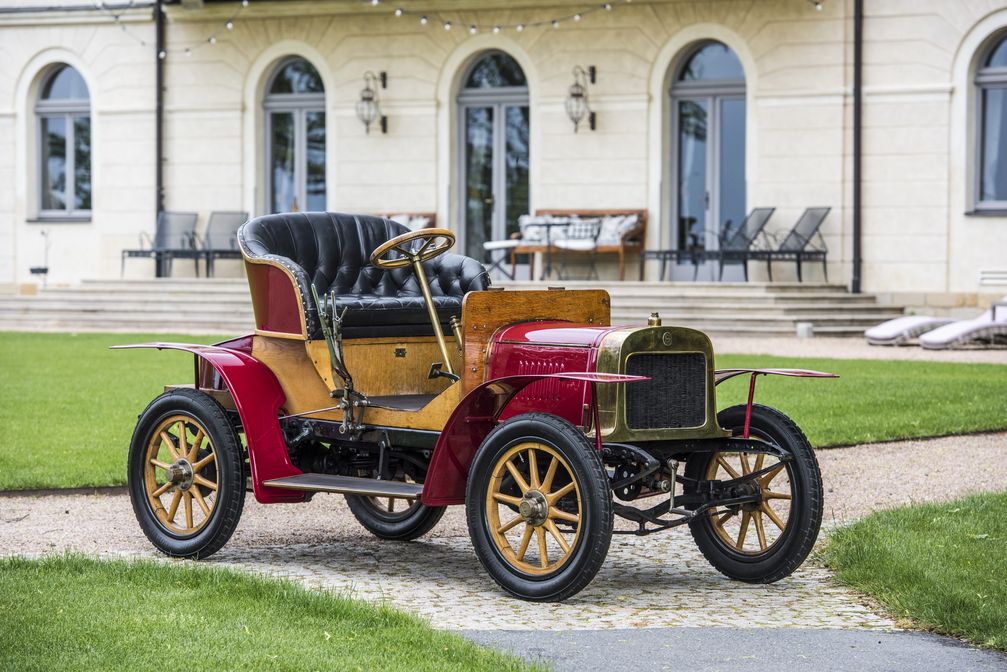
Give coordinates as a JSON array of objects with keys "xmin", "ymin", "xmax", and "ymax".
[
  {"xmin": 443, "ymin": 20, "xmax": 452, "ymax": 30},
  {"xmin": 394, "ymin": 7, "xmax": 403, "ymax": 17},
  {"xmin": 420, "ymin": 15, "xmax": 428, "ymax": 25},
  {"xmin": 552, "ymin": 19, "xmax": 560, "ymax": 28},
  {"xmin": 574, "ymin": 13, "xmax": 582, "ymax": 21},
  {"xmin": 516, "ymin": 24, "xmax": 525, "ymax": 32},
  {"xmin": 225, "ymin": 20, "xmax": 234, "ymax": 30}
]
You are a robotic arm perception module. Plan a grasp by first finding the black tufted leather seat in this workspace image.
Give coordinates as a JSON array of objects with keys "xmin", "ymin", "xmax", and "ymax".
[{"xmin": 238, "ymin": 212, "xmax": 490, "ymax": 339}]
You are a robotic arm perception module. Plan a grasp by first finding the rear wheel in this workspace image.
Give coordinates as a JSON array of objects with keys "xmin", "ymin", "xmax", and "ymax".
[
  {"xmin": 345, "ymin": 475, "xmax": 445, "ymax": 541},
  {"xmin": 466, "ymin": 413, "xmax": 613, "ymax": 602},
  {"xmin": 127, "ymin": 388, "xmax": 245, "ymax": 559},
  {"xmin": 685, "ymin": 404, "xmax": 822, "ymax": 583}
]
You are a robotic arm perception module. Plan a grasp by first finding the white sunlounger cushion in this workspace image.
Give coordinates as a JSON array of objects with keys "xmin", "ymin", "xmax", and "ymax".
[
  {"xmin": 864, "ymin": 315, "xmax": 953, "ymax": 346},
  {"xmin": 483, "ymin": 239, "xmax": 520, "ymax": 251},
  {"xmin": 918, "ymin": 301, "xmax": 1007, "ymax": 349}
]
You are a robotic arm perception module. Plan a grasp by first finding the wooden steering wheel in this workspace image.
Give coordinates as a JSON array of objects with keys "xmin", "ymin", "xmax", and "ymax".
[{"xmin": 370, "ymin": 228, "xmax": 456, "ymax": 269}]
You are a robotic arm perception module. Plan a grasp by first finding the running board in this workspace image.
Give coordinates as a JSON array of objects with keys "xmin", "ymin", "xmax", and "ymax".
[{"xmin": 262, "ymin": 474, "xmax": 423, "ymax": 499}]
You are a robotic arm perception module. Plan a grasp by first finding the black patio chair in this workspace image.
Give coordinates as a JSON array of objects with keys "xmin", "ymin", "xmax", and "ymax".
[
  {"xmin": 121, "ymin": 211, "xmax": 200, "ymax": 277},
  {"xmin": 748, "ymin": 207, "xmax": 831, "ymax": 282},
  {"xmin": 713, "ymin": 207, "xmax": 776, "ymax": 281},
  {"xmin": 202, "ymin": 210, "xmax": 249, "ymax": 277}
]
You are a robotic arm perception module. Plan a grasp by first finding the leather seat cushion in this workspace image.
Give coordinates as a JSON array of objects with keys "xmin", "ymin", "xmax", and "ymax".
[
  {"xmin": 238, "ymin": 212, "xmax": 490, "ymax": 338},
  {"xmin": 334, "ymin": 293, "xmax": 461, "ymax": 327}
]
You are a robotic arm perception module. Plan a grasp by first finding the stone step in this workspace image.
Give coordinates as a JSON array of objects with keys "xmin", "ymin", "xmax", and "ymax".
[{"xmin": 0, "ymin": 277, "xmax": 896, "ymax": 338}]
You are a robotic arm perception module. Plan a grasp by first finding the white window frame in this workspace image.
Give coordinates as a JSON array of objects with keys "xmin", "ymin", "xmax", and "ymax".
[
  {"xmin": 975, "ymin": 37, "xmax": 1007, "ymax": 211},
  {"xmin": 35, "ymin": 65, "xmax": 91, "ymax": 220},
  {"xmin": 262, "ymin": 58, "xmax": 326, "ymax": 214}
]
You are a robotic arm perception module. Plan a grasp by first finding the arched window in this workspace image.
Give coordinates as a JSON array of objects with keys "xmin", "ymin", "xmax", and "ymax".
[
  {"xmin": 457, "ymin": 51, "xmax": 530, "ymax": 261},
  {"xmin": 976, "ymin": 34, "xmax": 1007, "ymax": 209},
  {"xmin": 36, "ymin": 64, "xmax": 91, "ymax": 216},
  {"xmin": 263, "ymin": 57, "xmax": 325, "ymax": 213},
  {"xmin": 669, "ymin": 41, "xmax": 746, "ymax": 280}
]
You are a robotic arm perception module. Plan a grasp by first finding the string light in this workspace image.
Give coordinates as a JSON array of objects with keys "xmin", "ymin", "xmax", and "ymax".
[{"xmin": 380, "ymin": 1, "xmax": 628, "ymax": 36}]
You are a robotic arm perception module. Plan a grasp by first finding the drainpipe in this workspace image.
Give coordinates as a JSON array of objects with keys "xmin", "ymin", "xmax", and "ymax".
[
  {"xmin": 851, "ymin": 0, "xmax": 863, "ymax": 293},
  {"xmin": 154, "ymin": 0, "xmax": 165, "ymax": 276}
]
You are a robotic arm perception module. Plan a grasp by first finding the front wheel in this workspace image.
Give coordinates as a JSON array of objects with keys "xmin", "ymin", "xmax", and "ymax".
[
  {"xmin": 127, "ymin": 388, "xmax": 245, "ymax": 559},
  {"xmin": 685, "ymin": 404, "xmax": 823, "ymax": 583},
  {"xmin": 466, "ymin": 413, "xmax": 613, "ymax": 602}
]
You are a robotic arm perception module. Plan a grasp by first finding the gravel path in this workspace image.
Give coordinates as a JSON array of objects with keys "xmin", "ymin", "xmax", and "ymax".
[
  {"xmin": 2, "ymin": 432, "xmax": 1004, "ymax": 632},
  {"xmin": 713, "ymin": 335, "xmax": 1007, "ymax": 364}
]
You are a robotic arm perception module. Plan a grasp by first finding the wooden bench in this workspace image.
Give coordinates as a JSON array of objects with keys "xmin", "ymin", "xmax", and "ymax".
[{"xmin": 509, "ymin": 209, "xmax": 647, "ymax": 281}]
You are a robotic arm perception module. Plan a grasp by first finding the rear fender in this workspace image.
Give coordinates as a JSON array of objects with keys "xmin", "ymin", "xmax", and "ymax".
[
  {"xmin": 421, "ymin": 372, "xmax": 646, "ymax": 506},
  {"xmin": 113, "ymin": 342, "xmax": 305, "ymax": 503}
]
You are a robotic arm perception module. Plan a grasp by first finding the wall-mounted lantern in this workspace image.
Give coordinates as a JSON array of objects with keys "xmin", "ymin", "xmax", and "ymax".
[
  {"xmin": 356, "ymin": 71, "xmax": 388, "ymax": 134},
  {"xmin": 565, "ymin": 65, "xmax": 596, "ymax": 132}
]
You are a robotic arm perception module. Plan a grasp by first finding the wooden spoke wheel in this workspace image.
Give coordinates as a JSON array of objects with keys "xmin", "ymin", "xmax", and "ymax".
[
  {"xmin": 345, "ymin": 473, "xmax": 445, "ymax": 541},
  {"xmin": 466, "ymin": 413, "xmax": 613, "ymax": 602},
  {"xmin": 705, "ymin": 449, "xmax": 793, "ymax": 555},
  {"xmin": 485, "ymin": 442, "xmax": 582, "ymax": 575},
  {"xmin": 143, "ymin": 414, "xmax": 219, "ymax": 535},
  {"xmin": 685, "ymin": 404, "xmax": 823, "ymax": 584},
  {"xmin": 128, "ymin": 389, "xmax": 245, "ymax": 559}
]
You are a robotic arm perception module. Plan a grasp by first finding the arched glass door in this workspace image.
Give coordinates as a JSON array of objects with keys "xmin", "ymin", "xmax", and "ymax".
[
  {"xmin": 670, "ymin": 42, "xmax": 746, "ymax": 280},
  {"xmin": 457, "ymin": 51, "xmax": 530, "ymax": 261},
  {"xmin": 264, "ymin": 58, "xmax": 326, "ymax": 213}
]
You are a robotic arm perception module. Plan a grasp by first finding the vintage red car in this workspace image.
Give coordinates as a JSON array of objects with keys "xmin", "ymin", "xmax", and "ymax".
[{"xmin": 118, "ymin": 212, "xmax": 834, "ymax": 601}]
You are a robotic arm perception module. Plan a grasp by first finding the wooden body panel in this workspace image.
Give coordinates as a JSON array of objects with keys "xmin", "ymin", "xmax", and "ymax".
[
  {"xmin": 252, "ymin": 335, "xmax": 462, "ymax": 431},
  {"xmin": 460, "ymin": 289, "xmax": 610, "ymax": 393},
  {"xmin": 304, "ymin": 337, "xmax": 460, "ymax": 396}
]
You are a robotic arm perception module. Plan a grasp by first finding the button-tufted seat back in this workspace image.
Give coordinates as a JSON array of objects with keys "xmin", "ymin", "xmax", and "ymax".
[{"xmin": 238, "ymin": 212, "xmax": 490, "ymax": 339}]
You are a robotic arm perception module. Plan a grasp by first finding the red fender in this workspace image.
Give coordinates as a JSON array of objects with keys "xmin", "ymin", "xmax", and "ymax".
[
  {"xmin": 421, "ymin": 372, "xmax": 646, "ymax": 506},
  {"xmin": 114, "ymin": 342, "xmax": 305, "ymax": 503},
  {"xmin": 714, "ymin": 367, "xmax": 838, "ymax": 439}
]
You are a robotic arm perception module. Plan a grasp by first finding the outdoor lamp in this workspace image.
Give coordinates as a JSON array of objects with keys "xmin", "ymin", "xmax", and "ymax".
[
  {"xmin": 565, "ymin": 65, "xmax": 596, "ymax": 132},
  {"xmin": 356, "ymin": 71, "xmax": 388, "ymax": 134}
]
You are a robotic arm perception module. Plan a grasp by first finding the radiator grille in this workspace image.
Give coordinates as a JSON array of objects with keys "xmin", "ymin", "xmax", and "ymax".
[{"xmin": 625, "ymin": 353, "xmax": 707, "ymax": 429}]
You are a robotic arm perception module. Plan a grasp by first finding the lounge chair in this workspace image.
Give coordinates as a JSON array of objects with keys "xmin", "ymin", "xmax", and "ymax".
[
  {"xmin": 121, "ymin": 211, "xmax": 199, "ymax": 277},
  {"xmin": 713, "ymin": 207, "xmax": 776, "ymax": 281},
  {"xmin": 201, "ymin": 210, "xmax": 249, "ymax": 277},
  {"xmin": 639, "ymin": 208, "xmax": 775, "ymax": 282},
  {"xmin": 918, "ymin": 300, "xmax": 1007, "ymax": 349},
  {"xmin": 865, "ymin": 315, "xmax": 955, "ymax": 346},
  {"xmin": 748, "ymin": 207, "xmax": 831, "ymax": 282}
]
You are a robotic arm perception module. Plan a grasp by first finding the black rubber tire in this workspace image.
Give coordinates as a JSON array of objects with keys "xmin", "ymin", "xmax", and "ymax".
[
  {"xmin": 685, "ymin": 404, "xmax": 823, "ymax": 583},
  {"xmin": 466, "ymin": 413, "xmax": 613, "ymax": 602},
  {"xmin": 345, "ymin": 494, "xmax": 445, "ymax": 541},
  {"xmin": 127, "ymin": 388, "xmax": 245, "ymax": 559}
]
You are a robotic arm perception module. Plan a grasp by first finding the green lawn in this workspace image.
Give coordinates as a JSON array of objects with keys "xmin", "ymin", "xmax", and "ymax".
[
  {"xmin": 714, "ymin": 354, "xmax": 1007, "ymax": 447},
  {"xmin": 0, "ymin": 331, "xmax": 1004, "ymax": 491},
  {"xmin": 825, "ymin": 492, "xmax": 1007, "ymax": 651},
  {"xmin": 0, "ymin": 554, "xmax": 538, "ymax": 672}
]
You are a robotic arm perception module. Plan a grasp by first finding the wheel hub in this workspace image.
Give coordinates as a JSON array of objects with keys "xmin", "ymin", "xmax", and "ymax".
[
  {"xmin": 518, "ymin": 490, "xmax": 549, "ymax": 527},
  {"xmin": 164, "ymin": 458, "xmax": 194, "ymax": 491}
]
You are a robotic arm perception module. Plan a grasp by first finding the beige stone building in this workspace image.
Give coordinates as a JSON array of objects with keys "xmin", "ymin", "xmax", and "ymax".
[{"xmin": 2, "ymin": 0, "xmax": 1006, "ymax": 309}]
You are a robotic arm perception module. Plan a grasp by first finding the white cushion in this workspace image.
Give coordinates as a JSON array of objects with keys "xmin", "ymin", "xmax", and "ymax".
[
  {"xmin": 597, "ymin": 216, "xmax": 625, "ymax": 246},
  {"xmin": 388, "ymin": 214, "xmax": 430, "ymax": 231},
  {"xmin": 553, "ymin": 238, "xmax": 597, "ymax": 252},
  {"xmin": 483, "ymin": 239, "xmax": 520, "ymax": 251}
]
